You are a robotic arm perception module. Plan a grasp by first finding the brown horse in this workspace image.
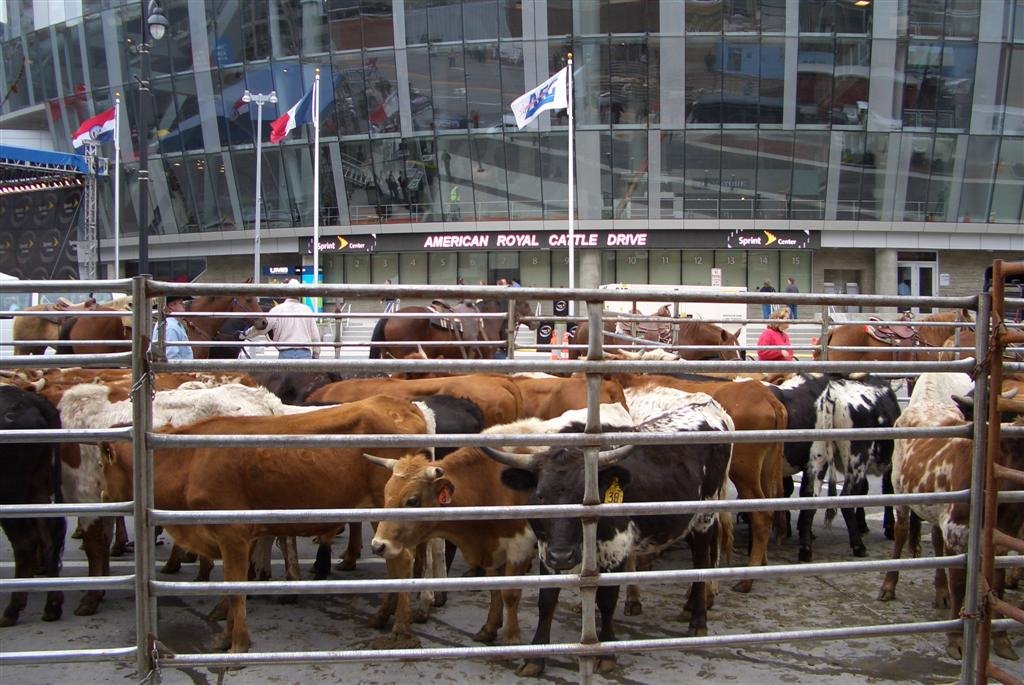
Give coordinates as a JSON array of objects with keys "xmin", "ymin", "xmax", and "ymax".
[
  {"xmin": 12, "ymin": 297, "xmax": 101, "ymax": 355},
  {"xmin": 815, "ymin": 309, "xmax": 974, "ymax": 362},
  {"xmin": 58, "ymin": 293, "xmax": 264, "ymax": 359},
  {"xmin": 368, "ymin": 298, "xmax": 535, "ymax": 360},
  {"xmin": 569, "ymin": 309, "xmax": 744, "ymax": 361}
]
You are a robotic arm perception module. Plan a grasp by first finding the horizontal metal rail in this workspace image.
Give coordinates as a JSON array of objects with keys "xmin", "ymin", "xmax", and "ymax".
[
  {"xmin": 0, "ymin": 575, "xmax": 134, "ymax": 593},
  {"xmin": 0, "ymin": 502, "xmax": 131, "ymax": 518}
]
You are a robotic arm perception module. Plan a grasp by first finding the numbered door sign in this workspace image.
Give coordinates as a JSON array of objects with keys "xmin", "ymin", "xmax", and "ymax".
[{"xmin": 711, "ymin": 267, "xmax": 723, "ymax": 287}]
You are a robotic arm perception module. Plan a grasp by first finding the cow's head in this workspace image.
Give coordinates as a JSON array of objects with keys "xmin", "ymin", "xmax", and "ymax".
[
  {"xmin": 485, "ymin": 443, "xmax": 633, "ymax": 572},
  {"xmin": 363, "ymin": 451, "xmax": 452, "ymax": 559}
]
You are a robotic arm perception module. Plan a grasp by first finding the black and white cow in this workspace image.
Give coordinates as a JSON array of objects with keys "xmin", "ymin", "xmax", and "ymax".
[
  {"xmin": 0, "ymin": 385, "xmax": 66, "ymax": 627},
  {"xmin": 766, "ymin": 374, "xmax": 901, "ymax": 562},
  {"xmin": 483, "ymin": 387, "xmax": 733, "ymax": 676}
]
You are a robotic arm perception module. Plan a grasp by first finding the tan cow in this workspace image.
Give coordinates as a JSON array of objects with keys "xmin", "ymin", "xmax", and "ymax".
[
  {"xmin": 101, "ymin": 395, "xmax": 429, "ymax": 654},
  {"xmin": 508, "ymin": 375, "xmax": 627, "ymax": 420},
  {"xmin": 307, "ymin": 373, "xmax": 524, "ymax": 427},
  {"xmin": 613, "ymin": 373, "xmax": 787, "ymax": 594}
]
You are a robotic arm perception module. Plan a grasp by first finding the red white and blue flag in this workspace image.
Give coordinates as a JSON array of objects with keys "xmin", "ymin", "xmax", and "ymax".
[
  {"xmin": 510, "ymin": 67, "xmax": 568, "ymax": 129},
  {"xmin": 269, "ymin": 88, "xmax": 314, "ymax": 143},
  {"xmin": 71, "ymin": 107, "xmax": 116, "ymax": 152}
]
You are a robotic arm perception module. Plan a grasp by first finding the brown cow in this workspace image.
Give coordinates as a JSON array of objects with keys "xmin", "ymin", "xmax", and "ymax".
[
  {"xmin": 101, "ymin": 395, "xmax": 430, "ymax": 653},
  {"xmin": 508, "ymin": 375, "xmax": 627, "ymax": 420},
  {"xmin": 613, "ymin": 374, "xmax": 787, "ymax": 594},
  {"xmin": 308, "ymin": 374, "xmax": 524, "ymax": 427},
  {"xmin": 878, "ymin": 397, "xmax": 1024, "ymax": 661}
]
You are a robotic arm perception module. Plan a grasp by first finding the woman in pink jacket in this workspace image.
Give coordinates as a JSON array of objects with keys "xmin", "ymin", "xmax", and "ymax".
[{"xmin": 757, "ymin": 308, "xmax": 794, "ymax": 361}]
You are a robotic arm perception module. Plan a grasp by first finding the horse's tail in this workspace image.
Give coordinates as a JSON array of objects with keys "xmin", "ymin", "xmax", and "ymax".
[
  {"xmin": 368, "ymin": 317, "xmax": 388, "ymax": 359},
  {"xmin": 55, "ymin": 317, "xmax": 77, "ymax": 354}
]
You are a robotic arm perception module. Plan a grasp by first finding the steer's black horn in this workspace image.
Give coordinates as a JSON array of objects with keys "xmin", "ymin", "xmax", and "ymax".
[
  {"xmin": 597, "ymin": 444, "xmax": 634, "ymax": 466},
  {"xmin": 362, "ymin": 453, "xmax": 397, "ymax": 470},
  {"xmin": 480, "ymin": 447, "xmax": 539, "ymax": 471}
]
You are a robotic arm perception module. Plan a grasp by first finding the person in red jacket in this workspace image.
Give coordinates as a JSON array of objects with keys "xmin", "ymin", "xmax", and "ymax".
[{"xmin": 757, "ymin": 308, "xmax": 794, "ymax": 361}]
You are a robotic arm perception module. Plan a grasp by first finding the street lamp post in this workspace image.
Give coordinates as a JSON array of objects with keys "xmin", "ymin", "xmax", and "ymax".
[
  {"xmin": 136, "ymin": 0, "xmax": 167, "ymax": 276},
  {"xmin": 242, "ymin": 89, "xmax": 277, "ymax": 284}
]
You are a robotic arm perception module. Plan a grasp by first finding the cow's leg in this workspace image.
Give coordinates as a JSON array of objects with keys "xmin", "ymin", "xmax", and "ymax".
[
  {"xmin": 931, "ymin": 525, "xmax": 950, "ymax": 609},
  {"xmin": 840, "ymin": 476, "xmax": 869, "ymax": 557},
  {"xmin": 338, "ymin": 522, "xmax": 362, "ymax": 571},
  {"xmin": 312, "ymin": 542, "xmax": 332, "ymax": 579},
  {"xmin": 797, "ymin": 465, "xmax": 823, "ymax": 563},
  {"xmin": 197, "ymin": 555, "xmax": 214, "ymax": 582},
  {"xmin": 474, "ymin": 567, "xmax": 503, "ymax": 644},
  {"xmin": 277, "ymin": 536, "xmax": 300, "ymax": 604},
  {"xmin": 250, "ymin": 537, "xmax": 273, "ymax": 581},
  {"xmin": 428, "ymin": 536, "xmax": 447, "ymax": 608},
  {"xmin": 39, "ymin": 517, "xmax": 66, "ymax": 622},
  {"xmin": 517, "ymin": 566, "xmax": 560, "ymax": 677},
  {"xmin": 411, "ymin": 542, "xmax": 432, "ymax": 623},
  {"xmin": 729, "ymin": 446, "xmax": 772, "ymax": 592},
  {"xmin": 75, "ymin": 516, "xmax": 113, "ymax": 616},
  {"xmin": 1, "ymin": 521, "xmax": 34, "ymax": 626},
  {"xmin": 623, "ymin": 554, "xmax": 641, "ymax": 615},
  {"xmin": 881, "ymin": 468, "xmax": 895, "ymax": 540},
  {"xmin": 944, "ymin": 549, "xmax": 966, "ymax": 660},
  {"xmin": 110, "ymin": 516, "xmax": 131, "ymax": 557},
  {"xmin": 878, "ymin": 505, "xmax": 911, "ymax": 601},
  {"xmin": 371, "ymin": 550, "xmax": 420, "ymax": 649},
  {"xmin": 990, "ymin": 568, "xmax": 1019, "ymax": 660},
  {"xmin": 780, "ymin": 475, "xmax": 795, "ymax": 540},
  {"xmin": 215, "ymin": 532, "xmax": 252, "ymax": 653},
  {"xmin": 162, "ymin": 544, "xmax": 186, "ymax": 574},
  {"xmin": 682, "ymin": 528, "xmax": 713, "ymax": 638},
  {"xmin": 500, "ymin": 558, "xmax": 531, "ymax": 646},
  {"xmin": 593, "ymin": 583, "xmax": 621, "ymax": 674}
]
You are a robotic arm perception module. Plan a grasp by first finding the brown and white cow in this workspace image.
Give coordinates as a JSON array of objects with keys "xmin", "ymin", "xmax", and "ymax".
[
  {"xmin": 101, "ymin": 395, "xmax": 430, "ymax": 654},
  {"xmin": 508, "ymin": 375, "xmax": 627, "ymax": 420},
  {"xmin": 878, "ymin": 390, "xmax": 1024, "ymax": 661}
]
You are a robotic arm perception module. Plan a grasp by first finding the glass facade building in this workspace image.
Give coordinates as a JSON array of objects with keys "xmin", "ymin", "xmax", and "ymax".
[{"xmin": 1, "ymin": 0, "xmax": 1022, "ymax": 295}]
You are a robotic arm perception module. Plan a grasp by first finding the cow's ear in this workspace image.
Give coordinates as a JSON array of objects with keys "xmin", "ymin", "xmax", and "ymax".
[
  {"xmin": 434, "ymin": 478, "xmax": 455, "ymax": 505},
  {"xmin": 599, "ymin": 465, "xmax": 631, "ymax": 489},
  {"xmin": 500, "ymin": 468, "xmax": 537, "ymax": 492}
]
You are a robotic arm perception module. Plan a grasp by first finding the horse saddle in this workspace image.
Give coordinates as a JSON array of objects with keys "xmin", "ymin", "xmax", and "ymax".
[
  {"xmin": 865, "ymin": 318, "xmax": 917, "ymax": 346},
  {"xmin": 38, "ymin": 298, "xmax": 98, "ymax": 324},
  {"xmin": 427, "ymin": 301, "xmax": 462, "ymax": 334}
]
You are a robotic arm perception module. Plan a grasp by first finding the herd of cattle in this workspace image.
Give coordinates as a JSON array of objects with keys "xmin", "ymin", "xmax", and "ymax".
[{"xmin": 1, "ymin": 359, "xmax": 1022, "ymax": 675}]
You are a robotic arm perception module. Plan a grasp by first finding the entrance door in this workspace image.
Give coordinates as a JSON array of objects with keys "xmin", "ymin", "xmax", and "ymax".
[{"xmin": 897, "ymin": 262, "xmax": 936, "ymax": 314}]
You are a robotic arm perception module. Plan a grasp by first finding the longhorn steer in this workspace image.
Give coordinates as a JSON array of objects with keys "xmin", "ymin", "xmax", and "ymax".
[
  {"xmin": 0, "ymin": 386, "xmax": 66, "ymax": 627},
  {"xmin": 878, "ymin": 395, "xmax": 1024, "ymax": 661},
  {"xmin": 101, "ymin": 395, "xmax": 430, "ymax": 653},
  {"xmin": 484, "ymin": 388, "xmax": 733, "ymax": 676}
]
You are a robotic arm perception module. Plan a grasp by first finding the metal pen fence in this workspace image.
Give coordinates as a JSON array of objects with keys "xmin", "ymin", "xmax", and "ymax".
[{"xmin": 0, "ymin": 274, "xmax": 1021, "ymax": 684}]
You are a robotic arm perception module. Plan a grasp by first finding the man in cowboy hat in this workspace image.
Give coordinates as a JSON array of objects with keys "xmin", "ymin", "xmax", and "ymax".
[
  {"xmin": 152, "ymin": 294, "xmax": 193, "ymax": 361},
  {"xmin": 264, "ymin": 279, "xmax": 320, "ymax": 359}
]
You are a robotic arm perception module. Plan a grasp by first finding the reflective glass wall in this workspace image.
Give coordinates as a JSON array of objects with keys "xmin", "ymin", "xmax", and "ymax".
[{"xmin": 1, "ymin": 0, "xmax": 1022, "ymax": 242}]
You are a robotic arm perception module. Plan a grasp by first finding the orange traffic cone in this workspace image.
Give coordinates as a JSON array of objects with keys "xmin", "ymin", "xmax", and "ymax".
[{"xmin": 550, "ymin": 330, "xmax": 559, "ymax": 360}]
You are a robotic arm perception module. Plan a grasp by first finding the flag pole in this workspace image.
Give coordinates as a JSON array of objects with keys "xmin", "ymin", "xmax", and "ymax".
[
  {"xmin": 566, "ymin": 53, "xmax": 575, "ymax": 318},
  {"xmin": 312, "ymin": 68, "xmax": 321, "ymax": 310},
  {"xmin": 113, "ymin": 93, "xmax": 121, "ymax": 278}
]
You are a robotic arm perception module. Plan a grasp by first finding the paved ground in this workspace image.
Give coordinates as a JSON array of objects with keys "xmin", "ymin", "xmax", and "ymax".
[{"xmin": 3, "ymin": 504, "xmax": 1022, "ymax": 685}]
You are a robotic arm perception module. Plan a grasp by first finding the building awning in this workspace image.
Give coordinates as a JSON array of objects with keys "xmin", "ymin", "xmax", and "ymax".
[{"xmin": 0, "ymin": 145, "xmax": 91, "ymax": 175}]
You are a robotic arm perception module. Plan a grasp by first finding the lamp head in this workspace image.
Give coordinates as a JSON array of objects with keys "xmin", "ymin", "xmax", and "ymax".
[
  {"xmin": 269, "ymin": 91, "xmax": 278, "ymax": 104},
  {"xmin": 242, "ymin": 90, "xmax": 253, "ymax": 103},
  {"xmin": 147, "ymin": 0, "xmax": 168, "ymax": 41}
]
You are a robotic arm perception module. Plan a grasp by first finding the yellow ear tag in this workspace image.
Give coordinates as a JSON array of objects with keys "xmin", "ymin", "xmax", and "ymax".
[{"xmin": 604, "ymin": 477, "xmax": 624, "ymax": 504}]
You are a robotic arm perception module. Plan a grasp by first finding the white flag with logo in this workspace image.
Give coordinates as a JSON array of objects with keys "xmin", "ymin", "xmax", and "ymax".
[{"xmin": 510, "ymin": 67, "xmax": 569, "ymax": 129}]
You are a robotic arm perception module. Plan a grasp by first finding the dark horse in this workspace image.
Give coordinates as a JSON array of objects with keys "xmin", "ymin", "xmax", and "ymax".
[
  {"xmin": 369, "ymin": 298, "xmax": 535, "ymax": 359},
  {"xmin": 57, "ymin": 291, "xmax": 264, "ymax": 359},
  {"xmin": 569, "ymin": 307, "xmax": 744, "ymax": 360}
]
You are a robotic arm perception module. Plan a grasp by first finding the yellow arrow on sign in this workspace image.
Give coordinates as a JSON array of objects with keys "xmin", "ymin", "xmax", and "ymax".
[
  {"xmin": 763, "ymin": 230, "xmax": 777, "ymax": 246},
  {"xmin": 336, "ymin": 237, "xmax": 349, "ymax": 249}
]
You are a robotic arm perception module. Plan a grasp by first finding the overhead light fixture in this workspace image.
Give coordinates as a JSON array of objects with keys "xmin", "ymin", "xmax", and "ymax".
[{"xmin": 854, "ymin": 0, "xmax": 870, "ymax": 6}]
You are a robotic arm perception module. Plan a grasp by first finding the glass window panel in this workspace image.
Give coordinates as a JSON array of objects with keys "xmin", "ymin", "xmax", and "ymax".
[
  {"xmin": 603, "ymin": 0, "xmax": 654, "ymax": 34},
  {"xmin": 660, "ymin": 131, "xmax": 685, "ymax": 219},
  {"xmin": 55, "ymin": 23, "xmax": 83, "ymax": 104},
  {"xmin": 520, "ymin": 250, "xmax": 551, "ymax": 287},
  {"xmin": 687, "ymin": 0, "xmax": 723, "ymax": 33},
  {"xmin": 799, "ymin": 0, "xmax": 833, "ymax": 33},
  {"xmin": 925, "ymin": 135, "xmax": 956, "ymax": 222},
  {"xmin": 550, "ymin": 250, "xmax": 575, "ymax": 288},
  {"xmin": 756, "ymin": 131, "xmax": 793, "ymax": 219},
  {"xmin": 685, "ymin": 37, "xmax": 722, "ymax": 123},
  {"xmin": 954, "ymin": 137, "xmax": 995, "ymax": 223},
  {"xmin": 406, "ymin": 0, "xmax": 430, "ymax": 45},
  {"xmin": 791, "ymin": 131, "xmax": 829, "ymax": 219},
  {"xmin": 467, "ymin": 44, "xmax": 502, "ymax": 131},
  {"xmin": 834, "ymin": 0, "xmax": 872, "ymax": 34},
  {"xmin": 996, "ymin": 46, "xmax": 1024, "ymax": 135},
  {"xmin": 333, "ymin": 52, "xmax": 370, "ymax": 136},
  {"xmin": 326, "ymin": 0, "xmax": 365, "ymax": 51},
  {"xmin": 360, "ymin": 1, "xmax": 395, "ymax": 48},
  {"xmin": 783, "ymin": 253, "xmax": 811, "ymax": 295},
  {"xmin": 908, "ymin": 0, "xmax": 945, "ymax": 37},
  {"xmin": 720, "ymin": 131, "xmax": 757, "ymax": 219},
  {"xmin": 682, "ymin": 250, "xmax": 714, "ymax": 286},
  {"xmin": 797, "ymin": 37, "xmax": 833, "ymax": 124},
  {"xmin": 945, "ymin": 0, "xmax": 979, "ymax": 39},
  {"xmin": 577, "ymin": 37, "xmax": 609, "ymax": 126},
  {"xmin": 400, "ymin": 253, "xmax": 428, "ymax": 285},
  {"xmin": 902, "ymin": 133, "xmax": 933, "ymax": 220},
  {"xmin": 472, "ymin": 133, "xmax": 509, "ymax": 220},
  {"xmin": 859, "ymin": 132, "xmax": 890, "ymax": 220},
  {"xmin": 458, "ymin": 252, "xmax": 486, "ymax": 285},
  {"xmin": 27, "ymin": 28, "xmax": 56, "ymax": 103},
  {"xmin": 747, "ymin": 251, "xmax": 780, "ymax": 293},
  {"xmin": 437, "ymin": 134, "xmax": 475, "ymax": 220},
  {"xmin": 548, "ymin": 0, "xmax": 573, "ymax": 36},
  {"xmin": 340, "ymin": 140, "xmax": 374, "ymax": 224},
  {"xmin": 646, "ymin": 37, "xmax": 661, "ymax": 126},
  {"xmin": 720, "ymin": 37, "xmax": 760, "ymax": 124},
  {"xmin": 431, "ymin": 45, "xmax": 468, "ymax": 131},
  {"xmin": 208, "ymin": 1, "xmax": 243, "ymax": 67},
  {"xmin": 344, "ymin": 252, "xmax": 372, "ymax": 283},
  {"xmin": 684, "ymin": 130, "xmax": 721, "ymax": 218},
  {"xmin": 836, "ymin": 131, "xmax": 866, "ymax": 220},
  {"xmin": 407, "ymin": 46, "xmax": 434, "ymax": 132},
  {"xmin": 541, "ymin": 131, "xmax": 569, "ymax": 219},
  {"xmin": 760, "ymin": 37, "xmax": 785, "ymax": 123},
  {"xmin": 465, "ymin": 0, "xmax": 499, "ymax": 40},
  {"xmin": 760, "ymin": 0, "xmax": 786, "ymax": 32},
  {"xmin": 241, "ymin": 1, "xmax": 272, "ymax": 62},
  {"xmin": 365, "ymin": 49, "xmax": 400, "ymax": 134},
  {"xmin": 506, "ymin": 131, "xmax": 543, "ymax": 219},
  {"xmin": 488, "ymin": 252, "xmax": 520, "ymax": 285},
  {"xmin": 199, "ymin": 154, "xmax": 231, "ymax": 231},
  {"xmin": 902, "ymin": 41, "xmax": 976, "ymax": 129},
  {"xmin": 429, "ymin": 252, "xmax": 458, "ymax": 284},
  {"xmin": 608, "ymin": 38, "xmax": 650, "ymax": 125},
  {"xmin": 497, "ymin": 40, "xmax": 527, "ymax": 116},
  {"xmin": 714, "ymin": 251, "xmax": 748, "ymax": 287},
  {"xmin": 371, "ymin": 253, "xmax": 399, "ymax": 283},
  {"xmin": 991, "ymin": 138, "xmax": 1024, "ymax": 223},
  {"xmin": 616, "ymin": 251, "xmax": 648, "ymax": 284},
  {"xmin": 649, "ymin": 250, "xmax": 680, "ymax": 285},
  {"xmin": 429, "ymin": 0, "xmax": 464, "ymax": 43},
  {"xmin": 157, "ymin": 0, "xmax": 193, "ymax": 74},
  {"xmin": 498, "ymin": 0, "xmax": 523, "ymax": 38},
  {"xmin": 834, "ymin": 38, "xmax": 870, "ymax": 126},
  {"xmin": 611, "ymin": 131, "xmax": 649, "ymax": 219}
]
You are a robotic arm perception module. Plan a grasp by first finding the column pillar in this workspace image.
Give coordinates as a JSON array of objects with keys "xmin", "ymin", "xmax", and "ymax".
[
  {"xmin": 875, "ymin": 248, "xmax": 898, "ymax": 315},
  {"xmin": 579, "ymin": 250, "xmax": 602, "ymax": 315}
]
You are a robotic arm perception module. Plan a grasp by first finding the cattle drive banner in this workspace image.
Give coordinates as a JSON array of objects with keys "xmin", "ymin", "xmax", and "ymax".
[{"xmin": 308, "ymin": 229, "xmax": 818, "ymax": 254}]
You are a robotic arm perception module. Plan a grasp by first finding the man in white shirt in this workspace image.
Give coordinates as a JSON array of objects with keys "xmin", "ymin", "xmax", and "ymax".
[{"xmin": 264, "ymin": 279, "xmax": 320, "ymax": 359}]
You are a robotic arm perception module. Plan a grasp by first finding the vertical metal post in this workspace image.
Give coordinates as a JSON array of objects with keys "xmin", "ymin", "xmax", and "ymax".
[
  {"xmin": 131, "ymin": 276, "xmax": 155, "ymax": 675},
  {"xmin": 818, "ymin": 311, "xmax": 831, "ymax": 361},
  {"xmin": 253, "ymin": 99, "xmax": 265, "ymax": 284},
  {"xmin": 506, "ymin": 298, "xmax": 516, "ymax": 360},
  {"xmin": 959, "ymin": 291, "xmax": 990, "ymax": 685},
  {"xmin": 136, "ymin": 6, "xmax": 151, "ymax": 277}
]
